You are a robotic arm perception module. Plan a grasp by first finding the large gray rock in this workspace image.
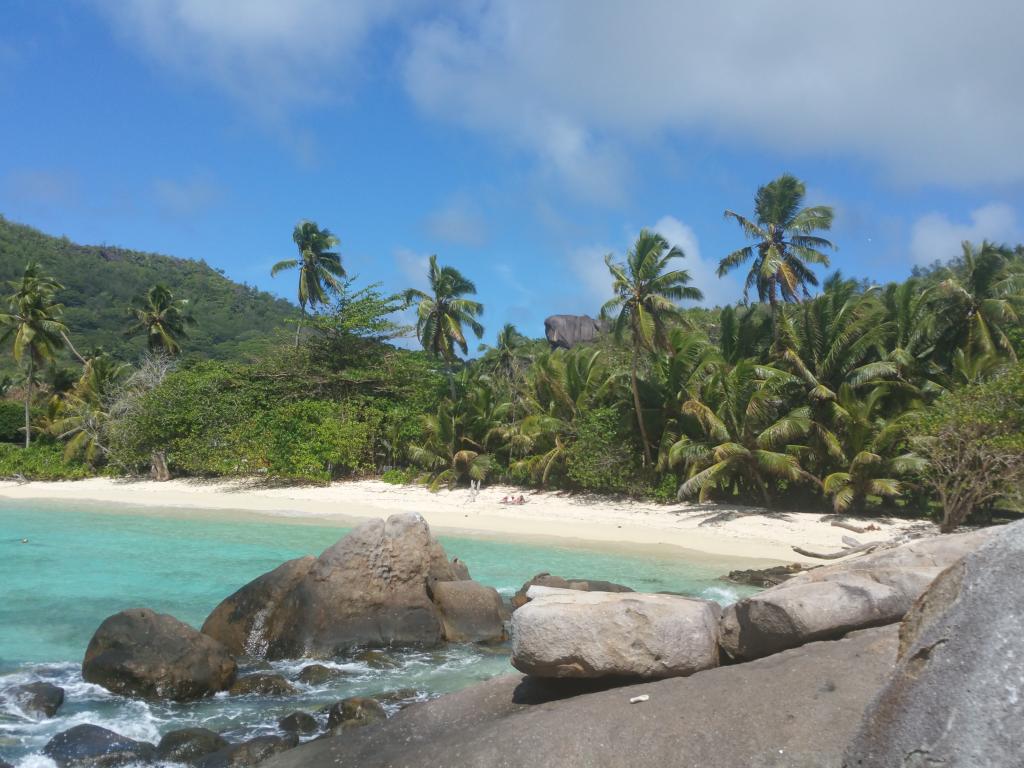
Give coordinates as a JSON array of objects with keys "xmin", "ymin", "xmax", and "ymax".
[
  {"xmin": 431, "ymin": 580, "xmax": 507, "ymax": 643},
  {"xmin": 155, "ymin": 727, "xmax": 230, "ymax": 764},
  {"xmin": 43, "ymin": 724, "xmax": 156, "ymax": 767},
  {"xmin": 202, "ymin": 513, "xmax": 469, "ymax": 659},
  {"xmin": 82, "ymin": 608, "xmax": 237, "ymax": 701},
  {"xmin": 262, "ymin": 626, "xmax": 899, "ymax": 768},
  {"xmin": 544, "ymin": 315, "xmax": 603, "ymax": 350},
  {"xmin": 194, "ymin": 734, "xmax": 297, "ymax": 768},
  {"xmin": 510, "ymin": 573, "xmax": 633, "ymax": 609},
  {"xmin": 511, "ymin": 589, "xmax": 720, "ymax": 679},
  {"xmin": 5, "ymin": 681, "xmax": 64, "ymax": 718},
  {"xmin": 844, "ymin": 521, "xmax": 1023, "ymax": 766},
  {"xmin": 721, "ymin": 527, "xmax": 996, "ymax": 661}
]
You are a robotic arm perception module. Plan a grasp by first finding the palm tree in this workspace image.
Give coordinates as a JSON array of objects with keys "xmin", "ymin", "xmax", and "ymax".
[
  {"xmin": 0, "ymin": 262, "xmax": 70, "ymax": 446},
  {"xmin": 50, "ymin": 354, "xmax": 128, "ymax": 464},
  {"xmin": 719, "ymin": 174, "xmax": 835, "ymax": 342},
  {"xmin": 271, "ymin": 220, "xmax": 346, "ymax": 346},
  {"xmin": 601, "ymin": 229, "xmax": 703, "ymax": 465},
  {"xmin": 126, "ymin": 285, "xmax": 194, "ymax": 355},
  {"xmin": 408, "ymin": 399, "xmax": 493, "ymax": 490},
  {"xmin": 403, "ymin": 255, "xmax": 484, "ymax": 364},
  {"xmin": 672, "ymin": 360, "xmax": 812, "ymax": 506},
  {"xmin": 479, "ymin": 323, "xmax": 530, "ymax": 380},
  {"xmin": 932, "ymin": 240, "xmax": 1024, "ymax": 362}
]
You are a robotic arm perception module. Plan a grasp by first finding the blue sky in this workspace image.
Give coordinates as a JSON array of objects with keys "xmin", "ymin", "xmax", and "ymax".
[{"xmin": 2, "ymin": 1, "xmax": 1023, "ymax": 346}]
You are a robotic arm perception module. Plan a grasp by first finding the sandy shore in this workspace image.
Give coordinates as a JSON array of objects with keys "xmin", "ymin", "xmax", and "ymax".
[{"xmin": 0, "ymin": 477, "xmax": 933, "ymax": 565}]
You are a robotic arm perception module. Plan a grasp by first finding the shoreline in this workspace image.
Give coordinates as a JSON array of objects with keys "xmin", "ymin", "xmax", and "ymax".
[{"xmin": 0, "ymin": 477, "xmax": 932, "ymax": 566}]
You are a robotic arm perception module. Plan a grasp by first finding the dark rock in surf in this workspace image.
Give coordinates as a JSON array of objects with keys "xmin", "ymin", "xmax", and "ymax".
[
  {"xmin": 43, "ymin": 724, "xmax": 156, "ymax": 767},
  {"xmin": 82, "ymin": 608, "xmax": 237, "ymax": 701},
  {"xmin": 194, "ymin": 734, "xmax": 298, "ymax": 768},
  {"xmin": 723, "ymin": 563, "xmax": 803, "ymax": 588},
  {"xmin": 544, "ymin": 315, "xmax": 604, "ymax": 350},
  {"xmin": 296, "ymin": 664, "xmax": 347, "ymax": 685},
  {"xmin": 5, "ymin": 681, "xmax": 65, "ymax": 718},
  {"xmin": 155, "ymin": 728, "xmax": 230, "ymax": 764},
  {"xmin": 202, "ymin": 513, "xmax": 473, "ymax": 659},
  {"xmin": 228, "ymin": 673, "xmax": 296, "ymax": 697},
  {"xmin": 510, "ymin": 573, "xmax": 633, "ymax": 609},
  {"xmin": 278, "ymin": 711, "xmax": 318, "ymax": 735},
  {"xmin": 325, "ymin": 697, "xmax": 387, "ymax": 730}
]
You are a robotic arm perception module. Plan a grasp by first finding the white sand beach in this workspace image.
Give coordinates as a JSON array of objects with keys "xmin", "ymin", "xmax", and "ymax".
[{"xmin": 0, "ymin": 478, "xmax": 931, "ymax": 565}]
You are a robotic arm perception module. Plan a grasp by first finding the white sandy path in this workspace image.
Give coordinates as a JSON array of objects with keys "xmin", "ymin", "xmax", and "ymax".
[{"xmin": 0, "ymin": 478, "xmax": 931, "ymax": 566}]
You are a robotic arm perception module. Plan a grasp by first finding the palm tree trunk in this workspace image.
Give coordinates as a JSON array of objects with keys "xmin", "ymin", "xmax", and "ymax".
[
  {"xmin": 295, "ymin": 305, "xmax": 305, "ymax": 348},
  {"xmin": 61, "ymin": 331, "xmax": 87, "ymax": 365},
  {"xmin": 768, "ymin": 279, "xmax": 781, "ymax": 350},
  {"xmin": 631, "ymin": 345, "xmax": 652, "ymax": 466},
  {"xmin": 23, "ymin": 358, "xmax": 33, "ymax": 449}
]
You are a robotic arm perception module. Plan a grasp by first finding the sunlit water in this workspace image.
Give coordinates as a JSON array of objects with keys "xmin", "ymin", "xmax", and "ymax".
[{"xmin": 0, "ymin": 500, "xmax": 760, "ymax": 765}]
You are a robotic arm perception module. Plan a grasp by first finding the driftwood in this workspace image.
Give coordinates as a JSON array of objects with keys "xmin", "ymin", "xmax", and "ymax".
[
  {"xmin": 830, "ymin": 520, "xmax": 881, "ymax": 534},
  {"xmin": 791, "ymin": 541, "xmax": 884, "ymax": 560},
  {"xmin": 841, "ymin": 535, "xmax": 862, "ymax": 548}
]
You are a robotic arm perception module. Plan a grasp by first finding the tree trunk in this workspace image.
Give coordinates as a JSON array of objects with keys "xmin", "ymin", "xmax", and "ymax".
[
  {"xmin": 768, "ymin": 278, "xmax": 781, "ymax": 351},
  {"xmin": 61, "ymin": 331, "xmax": 87, "ymax": 365},
  {"xmin": 294, "ymin": 305, "xmax": 305, "ymax": 348},
  {"xmin": 23, "ymin": 358, "xmax": 33, "ymax": 448},
  {"xmin": 150, "ymin": 450, "xmax": 171, "ymax": 481},
  {"xmin": 631, "ymin": 345, "xmax": 652, "ymax": 466}
]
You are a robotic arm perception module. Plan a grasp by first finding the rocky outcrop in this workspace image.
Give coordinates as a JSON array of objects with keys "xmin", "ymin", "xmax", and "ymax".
[
  {"xmin": 510, "ymin": 573, "xmax": 633, "ymax": 609},
  {"xmin": 720, "ymin": 527, "xmax": 994, "ymax": 661},
  {"xmin": 82, "ymin": 608, "xmax": 237, "ymax": 701},
  {"xmin": 544, "ymin": 315, "xmax": 603, "ymax": 350},
  {"xmin": 431, "ymin": 580, "xmax": 507, "ymax": 643},
  {"xmin": 202, "ymin": 513, "xmax": 479, "ymax": 658},
  {"xmin": 155, "ymin": 728, "xmax": 230, "ymax": 764},
  {"xmin": 43, "ymin": 724, "xmax": 155, "ymax": 767},
  {"xmin": 194, "ymin": 734, "xmax": 298, "ymax": 768},
  {"xmin": 5, "ymin": 681, "xmax": 64, "ymax": 718},
  {"xmin": 843, "ymin": 520, "xmax": 1022, "ymax": 766},
  {"xmin": 262, "ymin": 626, "xmax": 898, "ymax": 768},
  {"xmin": 511, "ymin": 589, "xmax": 720, "ymax": 679}
]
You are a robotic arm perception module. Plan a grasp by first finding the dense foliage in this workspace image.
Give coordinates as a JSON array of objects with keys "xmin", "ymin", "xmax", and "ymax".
[{"xmin": 2, "ymin": 179, "xmax": 1023, "ymax": 530}]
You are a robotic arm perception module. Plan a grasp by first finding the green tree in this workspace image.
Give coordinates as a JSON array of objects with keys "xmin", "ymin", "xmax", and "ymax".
[
  {"xmin": 601, "ymin": 229, "xmax": 703, "ymax": 465},
  {"xmin": 50, "ymin": 353, "xmax": 129, "ymax": 464},
  {"xmin": 408, "ymin": 399, "xmax": 493, "ymax": 490},
  {"xmin": 271, "ymin": 220, "xmax": 346, "ymax": 346},
  {"xmin": 719, "ymin": 174, "xmax": 835, "ymax": 342},
  {"xmin": 126, "ymin": 284, "xmax": 194, "ymax": 355},
  {"xmin": 0, "ymin": 262, "xmax": 71, "ymax": 446},
  {"xmin": 403, "ymin": 255, "xmax": 484, "ymax": 364}
]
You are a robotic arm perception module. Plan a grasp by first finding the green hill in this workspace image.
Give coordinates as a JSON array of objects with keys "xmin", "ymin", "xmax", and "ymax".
[{"xmin": 0, "ymin": 215, "xmax": 296, "ymax": 363}]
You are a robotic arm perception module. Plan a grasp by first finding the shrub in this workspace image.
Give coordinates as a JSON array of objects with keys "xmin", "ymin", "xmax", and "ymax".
[
  {"xmin": 0, "ymin": 400, "xmax": 23, "ymax": 443},
  {"xmin": 0, "ymin": 443, "xmax": 93, "ymax": 480},
  {"xmin": 565, "ymin": 407, "xmax": 640, "ymax": 494},
  {"xmin": 380, "ymin": 467, "xmax": 416, "ymax": 485}
]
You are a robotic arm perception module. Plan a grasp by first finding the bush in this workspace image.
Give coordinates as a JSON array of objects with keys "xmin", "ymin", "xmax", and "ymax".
[
  {"xmin": 380, "ymin": 467, "xmax": 416, "ymax": 484},
  {"xmin": 0, "ymin": 443, "xmax": 93, "ymax": 480},
  {"xmin": 0, "ymin": 400, "xmax": 23, "ymax": 443},
  {"xmin": 565, "ymin": 407, "xmax": 640, "ymax": 495}
]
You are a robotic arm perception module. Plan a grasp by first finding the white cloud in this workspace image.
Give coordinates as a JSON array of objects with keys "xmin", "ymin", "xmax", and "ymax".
[
  {"xmin": 910, "ymin": 203, "xmax": 1020, "ymax": 265},
  {"xmin": 403, "ymin": 2, "xmax": 1024, "ymax": 191},
  {"xmin": 95, "ymin": 0, "xmax": 402, "ymax": 116},
  {"xmin": 652, "ymin": 216, "xmax": 739, "ymax": 307},
  {"xmin": 424, "ymin": 198, "xmax": 487, "ymax": 246}
]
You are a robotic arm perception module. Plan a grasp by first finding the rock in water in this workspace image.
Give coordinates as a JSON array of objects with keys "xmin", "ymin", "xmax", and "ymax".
[
  {"xmin": 721, "ymin": 527, "xmax": 996, "ymax": 662},
  {"xmin": 194, "ymin": 734, "xmax": 298, "ymax": 768},
  {"xmin": 228, "ymin": 673, "xmax": 296, "ymax": 696},
  {"xmin": 202, "ymin": 513, "xmax": 472, "ymax": 658},
  {"xmin": 431, "ymin": 580, "xmax": 507, "ymax": 643},
  {"xmin": 511, "ymin": 590, "xmax": 720, "ymax": 679},
  {"xmin": 544, "ymin": 315, "xmax": 603, "ymax": 350},
  {"xmin": 82, "ymin": 608, "xmax": 237, "ymax": 701},
  {"xmin": 155, "ymin": 728, "xmax": 230, "ymax": 764},
  {"xmin": 510, "ymin": 573, "xmax": 633, "ymax": 609},
  {"xmin": 5, "ymin": 681, "xmax": 64, "ymax": 718},
  {"xmin": 278, "ymin": 711, "xmax": 318, "ymax": 735},
  {"xmin": 844, "ymin": 520, "xmax": 1024, "ymax": 766},
  {"xmin": 325, "ymin": 697, "xmax": 388, "ymax": 730},
  {"xmin": 43, "ymin": 724, "xmax": 155, "ymax": 767},
  {"xmin": 296, "ymin": 664, "xmax": 346, "ymax": 685}
]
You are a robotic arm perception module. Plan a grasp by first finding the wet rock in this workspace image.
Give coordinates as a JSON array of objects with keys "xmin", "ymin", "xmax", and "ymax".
[
  {"xmin": 510, "ymin": 573, "xmax": 633, "ymax": 609},
  {"xmin": 844, "ymin": 520, "xmax": 1024, "ymax": 766},
  {"xmin": 723, "ymin": 563, "xmax": 803, "ymax": 588},
  {"xmin": 295, "ymin": 664, "xmax": 346, "ymax": 685},
  {"xmin": 155, "ymin": 727, "xmax": 230, "ymax": 764},
  {"xmin": 82, "ymin": 608, "xmax": 237, "ymax": 701},
  {"xmin": 368, "ymin": 688, "xmax": 420, "ymax": 709},
  {"xmin": 278, "ymin": 711, "xmax": 318, "ymax": 735},
  {"xmin": 325, "ymin": 697, "xmax": 387, "ymax": 730},
  {"xmin": 512, "ymin": 590, "xmax": 720, "ymax": 679},
  {"xmin": 43, "ymin": 724, "xmax": 156, "ymax": 767},
  {"xmin": 6, "ymin": 681, "xmax": 64, "ymax": 718},
  {"xmin": 0, "ymin": 759, "xmax": 11, "ymax": 768},
  {"xmin": 202, "ymin": 513, "xmax": 470, "ymax": 659},
  {"xmin": 353, "ymin": 649, "xmax": 399, "ymax": 669},
  {"xmin": 228, "ymin": 673, "xmax": 296, "ymax": 697},
  {"xmin": 194, "ymin": 734, "xmax": 298, "ymax": 768},
  {"xmin": 431, "ymin": 580, "xmax": 507, "ymax": 643}
]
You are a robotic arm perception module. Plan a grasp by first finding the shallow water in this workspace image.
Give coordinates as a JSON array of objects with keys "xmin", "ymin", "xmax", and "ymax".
[{"xmin": 0, "ymin": 500, "xmax": 758, "ymax": 765}]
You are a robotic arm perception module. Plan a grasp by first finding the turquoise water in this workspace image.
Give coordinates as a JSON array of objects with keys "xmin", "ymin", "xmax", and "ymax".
[{"xmin": 0, "ymin": 501, "xmax": 757, "ymax": 764}]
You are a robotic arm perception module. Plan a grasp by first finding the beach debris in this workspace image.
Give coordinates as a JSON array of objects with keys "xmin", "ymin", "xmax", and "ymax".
[
  {"xmin": 792, "ymin": 541, "xmax": 885, "ymax": 560},
  {"xmin": 830, "ymin": 520, "xmax": 882, "ymax": 534},
  {"xmin": 630, "ymin": 694, "xmax": 650, "ymax": 704}
]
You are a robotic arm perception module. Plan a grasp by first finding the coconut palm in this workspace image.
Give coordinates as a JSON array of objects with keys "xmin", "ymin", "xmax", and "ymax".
[
  {"xmin": 0, "ymin": 262, "xmax": 70, "ymax": 446},
  {"xmin": 126, "ymin": 285, "xmax": 194, "ymax": 355},
  {"xmin": 479, "ymin": 323, "xmax": 531, "ymax": 380},
  {"xmin": 673, "ymin": 360, "xmax": 812, "ymax": 506},
  {"xmin": 601, "ymin": 229, "xmax": 703, "ymax": 465},
  {"xmin": 932, "ymin": 240, "xmax": 1024, "ymax": 362},
  {"xmin": 719, "ymin": 174, "xmax": 835, "ymax": 342},
  {"xmin": 50, "ymin": 354, "xmax": 129, "ymax": 464},
  {"xmin": 271, "ymin": 220, "xmax": 346, "ymax": 346},
  {"xmin": 403, "ymin": 255, "xmax": 484, "ymax": 363},
  {"xmin": 408, "ymin": 399, "xmax": 493, "ymax": 490}
]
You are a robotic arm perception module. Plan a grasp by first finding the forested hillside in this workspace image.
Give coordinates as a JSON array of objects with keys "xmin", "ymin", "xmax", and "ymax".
[{"xmin": 0, "ymin": 216, "xmax": 295, "ymax": 362}]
